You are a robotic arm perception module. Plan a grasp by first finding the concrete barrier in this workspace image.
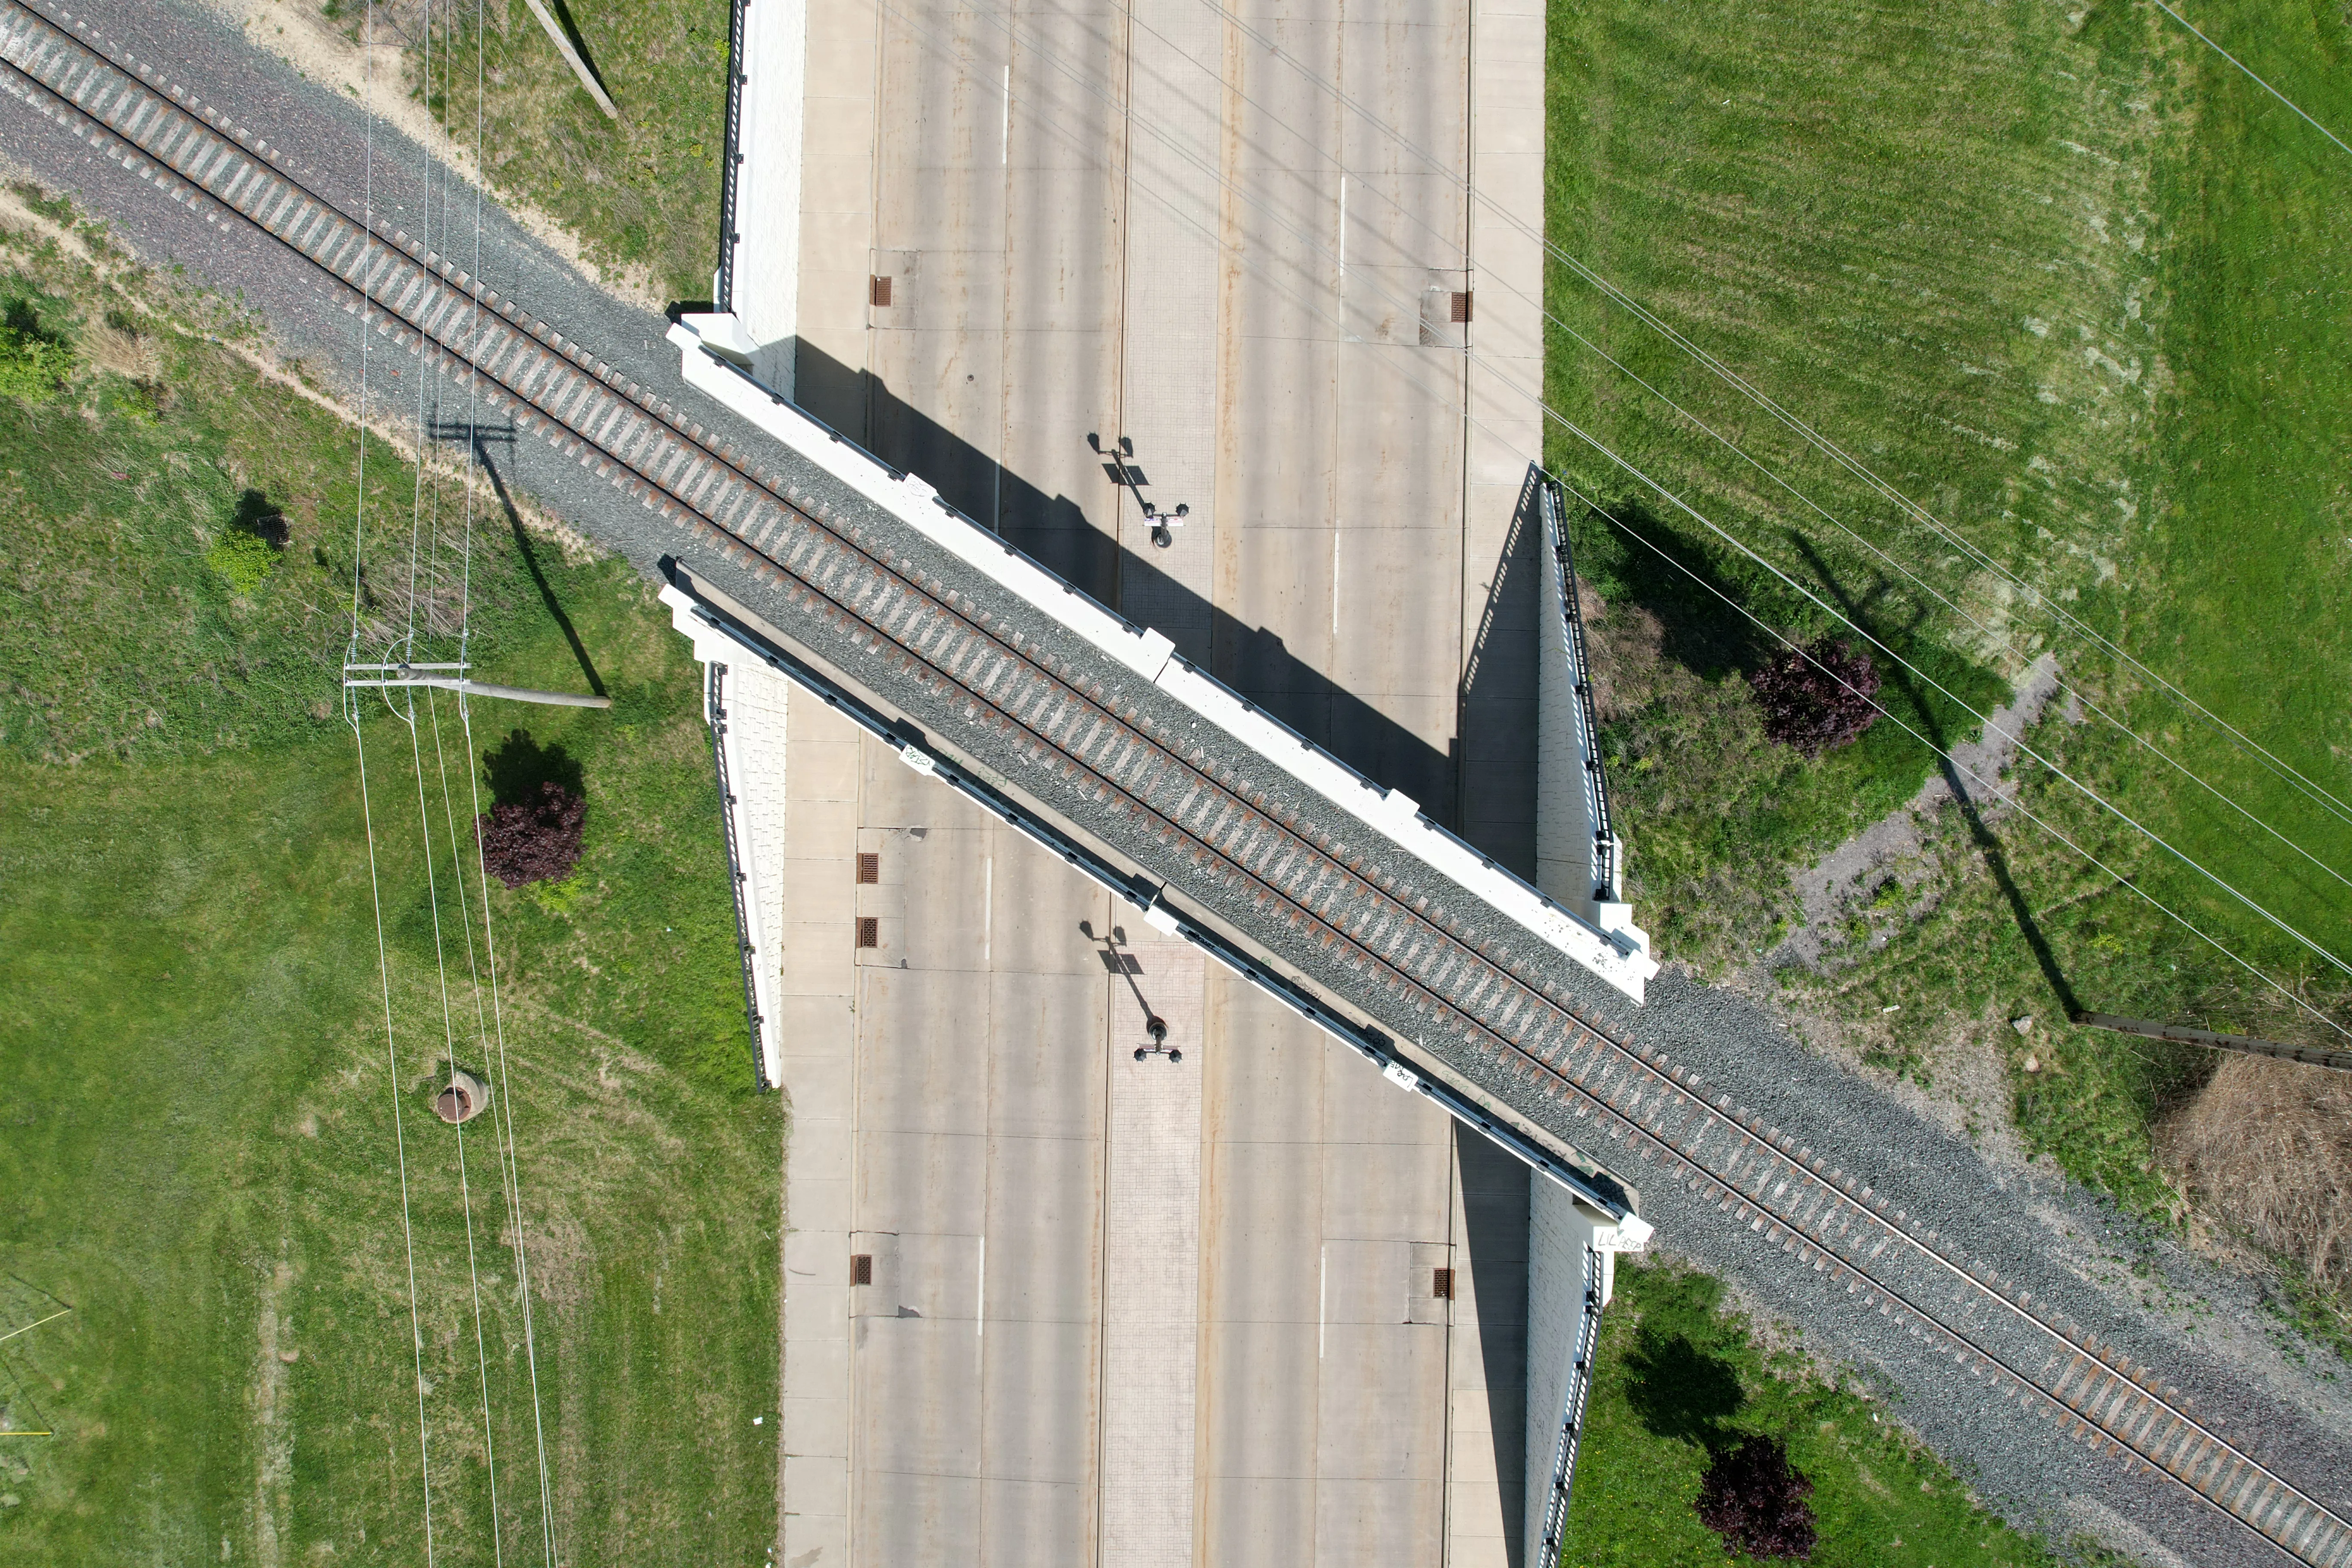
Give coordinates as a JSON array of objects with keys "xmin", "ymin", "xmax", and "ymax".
[
  {"xmin": 1525, "ymin": 1182, "xmax": 1651, "ymax": 1565},
  {"xmin": 664, "ymin": 319, "xmax": 1658, "ymax": 1002}
]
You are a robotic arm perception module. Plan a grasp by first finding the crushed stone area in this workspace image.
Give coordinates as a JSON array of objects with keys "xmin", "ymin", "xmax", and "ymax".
[
  {"xmin": 1771, "ymin": 653, "xmax": 2067, "ymax": 972},
  {"xmin": 1634, "ymin": 973, "xmax": 2352, "ymax": 1564}
]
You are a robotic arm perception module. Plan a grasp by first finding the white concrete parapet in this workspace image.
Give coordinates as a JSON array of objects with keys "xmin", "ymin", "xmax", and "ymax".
[
  {"xmin": 1536, "ymin": 476, "xmax": 1651, "ymax": 968},
  {"xmin": 663, "ymin": 583, "xmax": 790, "ymax": 1090},
  {"xmin": 708, "ymin": 0, "xmax": 807, "ymax": 395},
  {"xmin": 666, "ymin": 319, "xmax": 1658, "ymax": 1003}
]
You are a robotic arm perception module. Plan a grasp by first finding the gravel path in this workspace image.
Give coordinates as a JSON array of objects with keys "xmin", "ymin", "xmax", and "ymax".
[
  {"xmin": 6, "ymin": 4, "xmax": 2349, "ymax": 1561},
  {"xmin": 1773, "ymin": 653, "xmax": 2067, "ymax": 970}
]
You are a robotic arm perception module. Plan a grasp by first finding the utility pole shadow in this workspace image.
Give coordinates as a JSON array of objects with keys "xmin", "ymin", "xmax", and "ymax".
[
  {"xmin": 434, "ymin": 421, "xmax": 608, "ymax": 700},
  {"xmin": 1791, "ymin": 536, "xmax": 2080, "ymax": 1020}
]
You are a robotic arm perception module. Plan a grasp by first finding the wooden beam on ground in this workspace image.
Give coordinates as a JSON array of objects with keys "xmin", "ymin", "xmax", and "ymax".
[
  {"xmin": 2077, "ymin": 1012, "xmax": 2352, "ymax": 1074},
  {"xmin": 521, "ymin": 0, "xmax": 621, "ymax": 120},
  {"xmin": 344, "ymin": 676, "xmax": 612, "ymax": 709}
]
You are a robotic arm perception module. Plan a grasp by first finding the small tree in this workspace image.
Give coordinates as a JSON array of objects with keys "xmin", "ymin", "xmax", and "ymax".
[
  {"xmin": 1695, "ymin": 1436, "xmax": 1817, "ymax": 1560},
  {"xmin": 0, "ymin": 318, "xmax": 73, "ymax": 402},
  {"xmin": 477, "ymin": 780, "xmax": 585, "ymax": 888},
  {"xmin": 1749, "ymin": 637, "xmax": 1880, "ymax": 756}
]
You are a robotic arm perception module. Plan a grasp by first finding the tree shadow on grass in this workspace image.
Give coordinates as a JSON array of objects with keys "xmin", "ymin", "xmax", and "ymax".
[
  {"xmin": 481, "ymin": 728, "xmax": 582, "ymax": 810},
  {"xmin": 1624, "ymin": 1327, "xmax": 1748, "ymax": 1452},
  {"xmin": 1789, "ymin": 534, "xmax": 2080, "ymax": 1021},
  {"xmin": 230, "ymin": 487, "xmax": 288, "ymax": 548},
  {"xmin": 1571, "ymin": 494, "xmax": 1782, "ymax": 683}
]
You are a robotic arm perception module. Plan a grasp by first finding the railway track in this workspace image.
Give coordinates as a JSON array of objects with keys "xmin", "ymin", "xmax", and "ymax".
[{"xmin": 5, "ymin": 3, "xmax": 2346, "ymax": 1559}]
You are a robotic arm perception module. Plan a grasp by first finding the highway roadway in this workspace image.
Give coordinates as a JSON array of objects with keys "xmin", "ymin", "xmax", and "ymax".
[{"xmin": 786, "ymin": 0, "xmax": 1518, "ymax": 1562}]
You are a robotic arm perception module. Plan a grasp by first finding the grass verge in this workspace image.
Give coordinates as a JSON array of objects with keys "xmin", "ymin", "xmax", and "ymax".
[
  {"xmin": 1545, "ymin": 0, "xmax": 2352, "ymax": 1301},
  {"xmin": 394, "ymin": 0, "xmax": 732, "ymax": 304},
  {"xmin": 1561, "ymin": 1258, "xmax": 2119, "ymax": 1568},
  {"xmin": 0, "ymin": 193, "xmax": 775, "ymax": 1563}
]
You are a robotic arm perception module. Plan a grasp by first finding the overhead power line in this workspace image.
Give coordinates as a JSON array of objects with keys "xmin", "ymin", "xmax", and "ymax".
[
  {"xmin": 344, "ymin": 3, "xmax": 441, "ymax": 1560},
  {"xmin": 449, "ymin": 0, "xmax": 560, "ymax": 1553},
  {"xmin": 1030, "ymin": 0, "xmax": 2352, "ymax": 906},
  {"xmin": 1540, "ymin": 402, "xmax": 2352, "ymax": 986},
  {"xmin": 1552, "ymin": 475, "xmax": 2352, "ymax": 1048},
  {"xmin": 1167, "ymin": 0, "xmax": 2352, "ymax": 839},
  {"xmin": 2146, "ymin": 0, "xmax": 2352, "ymax": 160},
  {"xmin": 876, "ymin": 0, "xmax": 2352, "ymax": 1023}
]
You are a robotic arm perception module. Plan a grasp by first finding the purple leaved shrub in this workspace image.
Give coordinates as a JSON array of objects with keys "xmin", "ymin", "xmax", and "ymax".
[{"xmin": 1749, "ymin": 637, "xmax": 1880, "ymax": 756}]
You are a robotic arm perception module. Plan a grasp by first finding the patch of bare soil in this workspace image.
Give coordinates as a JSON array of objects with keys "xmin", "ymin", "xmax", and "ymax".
[{"xmin": 2159, "ymin": 1054, "xmax": 2352, "ymax": 1308}]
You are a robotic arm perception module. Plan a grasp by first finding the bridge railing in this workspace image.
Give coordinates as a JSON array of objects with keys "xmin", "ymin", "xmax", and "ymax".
[
  {"xmin": 661, "ymin": 576, "xmax": 1633, "ymax": 1219},
  {"xmin": 702, "ymin": 662, "xmax": 773, "ymax": 1090},
  {"xmin": 667, "ymin": 318, "xmax": 1657, "ymax": 999},
  {"xmin": 714, "ymin": 0, "xmax": 750, "ymax": 311},
  {"xmin": 1537, "ymin": 1240, "xmax": 1608, "ymax": 1561},
  {"xmin": 1540, "ymin": 475, "xmax": 1621, "ymax": 903}
]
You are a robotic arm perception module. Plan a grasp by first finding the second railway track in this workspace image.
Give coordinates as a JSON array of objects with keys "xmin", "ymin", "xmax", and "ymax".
[{"xmin": 5, "ymin": 3, "xmax": 2345, "ymax": 1560}]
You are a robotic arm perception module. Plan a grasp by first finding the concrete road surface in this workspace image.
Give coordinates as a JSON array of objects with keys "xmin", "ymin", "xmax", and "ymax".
[{"xmin": 762, "ymin": 1, "xmax": 1548, "ymax": 1563}]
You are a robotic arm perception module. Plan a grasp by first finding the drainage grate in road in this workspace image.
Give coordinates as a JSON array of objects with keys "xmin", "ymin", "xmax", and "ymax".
[
  {"xmin": 857, "ymin": 917, "xmax": 879, "ymax": 949},
  {"xmin": 856, "ymin": 851, "xmax": 879, "ymax": 884},
  {"xmin": 850, "ymin": 1253, "xmax": 873, "ymax": 1286}
]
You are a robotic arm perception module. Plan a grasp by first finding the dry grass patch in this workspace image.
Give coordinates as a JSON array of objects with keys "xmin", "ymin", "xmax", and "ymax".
[{"xmin": 2161, "ymin": 1056, "xmax": 2352, "ymax": 1337}]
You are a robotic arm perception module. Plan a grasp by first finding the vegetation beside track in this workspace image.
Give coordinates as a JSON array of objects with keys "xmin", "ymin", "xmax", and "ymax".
[
  {"xmin": 1561, "ymin": 1258, "xmax": 2112, "ymax": 1568},
  {"xmin": 393, "ymin": 0, "xmax": 733, "ymax": 306},
  {"xmin": 1545, "ymin": 0, "xmax": 2352, "ymax": 1328},
  {"xmin": 0, "ymin": 196, "xmax": 775, "ymax": 1566}
]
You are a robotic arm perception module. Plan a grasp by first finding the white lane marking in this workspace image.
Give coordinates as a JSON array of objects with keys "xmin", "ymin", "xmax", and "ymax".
[
  {"xmin": 977, "ymin": 1234, "xmax": 986, "ymax": 1345},
  {"xmin": 1001, "ymin": 64, "xmax": 1011, "ymax": 167},
  {"xmin": 1330, "ymin": 530, "xmax": 1341, "ymax": 642},
  {"xmin": 1338, "ymin": 173, "xmax": 1347, "ymax": 276},
  {"xmin": 1318, "ymin": 1243, "xmax": 1327, "ymax": 1360},
  {"xmin": 982, "ymin": 854, "xmax": 992, "ymax": 968}
]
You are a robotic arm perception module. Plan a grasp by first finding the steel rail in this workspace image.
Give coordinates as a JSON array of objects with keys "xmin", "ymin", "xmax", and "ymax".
[{"xmin": 6, "ymin": 7, "xmax": 2346, "ymax": 1559}]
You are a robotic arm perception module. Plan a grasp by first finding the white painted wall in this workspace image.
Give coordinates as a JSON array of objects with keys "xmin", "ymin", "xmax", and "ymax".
[
  {"xmin": 1524, "ymin": 1181, "xmax": 1649, "ymax": 1566},
  {"xmin": 721, "ymin": 0, "xmax": 807, "ymax": 396}
]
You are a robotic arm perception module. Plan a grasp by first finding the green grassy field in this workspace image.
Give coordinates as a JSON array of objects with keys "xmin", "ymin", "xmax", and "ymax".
[
  {"xmin": 1547, "ymin": 0, "xmax": 2352, "ymax": 1231},
  {"xmin": 401, "ymin": 0, "xmax": 732, "ymax": 304},
  {"xmin": 0, "ymin": 203, "xmax": 776, "ymax": 1563},
  {"xmin": 1559, "ymin": 1259, "xmax": 2113, "ymax": 1568}
]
